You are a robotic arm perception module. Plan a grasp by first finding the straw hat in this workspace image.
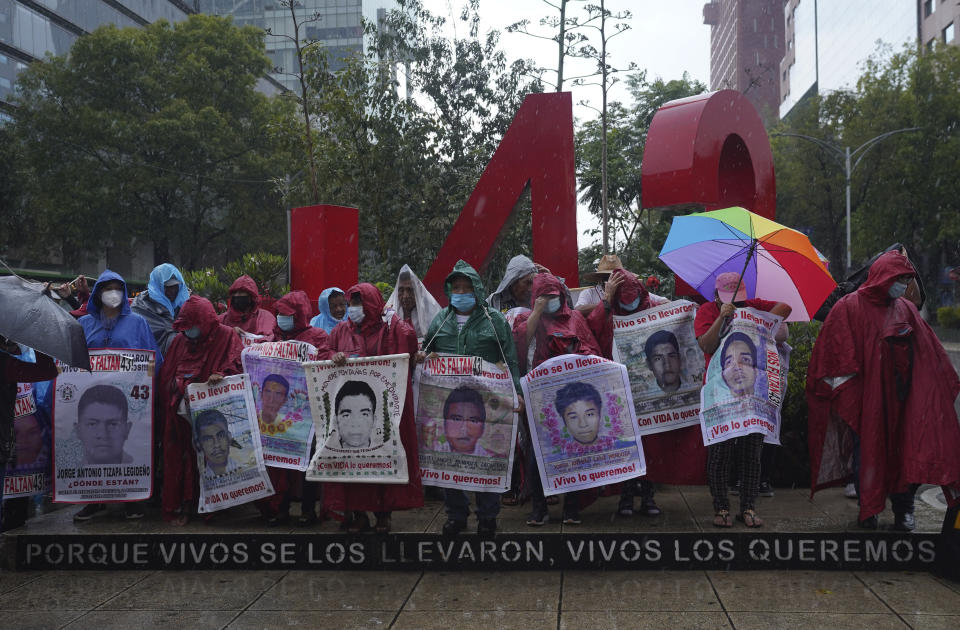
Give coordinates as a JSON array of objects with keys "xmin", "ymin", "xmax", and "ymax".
[{"xmin": 583, "ymin": 254, "xmax": 624, "ymax": 283}]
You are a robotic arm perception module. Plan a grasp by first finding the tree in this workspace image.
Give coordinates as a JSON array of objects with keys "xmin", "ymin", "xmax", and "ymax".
[
  {"xmin": 576, "ymin": 72, "xmax": 706, "ymax": 280},
  {"xmin": 506, "ymin": 0, "xmax": 588, "ymax": 92},
  {"xmin": 10, "ymin": 15, "xmax": 294, "ymax": 271},
  {"xmin": 773, "ymin": 44, "xmax": 960, "ymax": 305}
]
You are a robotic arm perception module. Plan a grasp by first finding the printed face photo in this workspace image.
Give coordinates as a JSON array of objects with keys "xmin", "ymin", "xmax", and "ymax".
[
  {"xmin": 443, "ymin": 400, "xmax": 485, "ymax": 454},
  {"xmin": 561, "ymin": 400, "xmax": 601, "ymax": 444},
  {"xmin": 721, "ymin": 334, "xmax": 758, "ymax": 397},
  {"xmin": 335, "ymin": 381, "xmax": 378, "ymax": 448},
  {"xmin": 198, "ymin": 420, "xmax": 231, "ymax": 475},
  {"xmin": 649, "ymin": 341, "xmax": 681, "ymax": 392},
  {"xmin": 75, "ymin": 386, "xmax": 131, "ymax": 465},
  {"xmin": 260, "ymin": 378, "xmax": 288, "ymax": 423},
  {"xmin": 14, "ymin": 414, "xmax": 44, "ymax": 466}
]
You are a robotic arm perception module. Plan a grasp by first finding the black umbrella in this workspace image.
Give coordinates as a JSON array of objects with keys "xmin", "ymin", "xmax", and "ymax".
[{"xmin": 0, "ymin": 275, "xmax": 91, "ymax": 370}]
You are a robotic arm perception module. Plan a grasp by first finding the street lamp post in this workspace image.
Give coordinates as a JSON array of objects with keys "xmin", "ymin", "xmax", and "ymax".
[{"xmin": 772, "ymin": 127, "xmax": 920, "ymax": 272}]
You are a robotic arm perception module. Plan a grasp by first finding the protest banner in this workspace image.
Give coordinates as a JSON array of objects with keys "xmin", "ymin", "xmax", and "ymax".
[
  {"xmin": 304, "ymin": 354, "xmax": 410, "ymax": 484},
  {"xmin": 186, "ymin": 374, "xmax": 275, "ymax": 513},
  {"xmin": 612, "ymin": 300, "xmax": 704, "ymax": 436},
  {"xmin": 4, "ymin": 383, "xmax": 51, "ymax": 500},
  {"xmin": 699, "ymin": 307, "xmax": 786, "ymax": 446},
  {"xmin": 241, "ymin": 341, "xmax": 319, "ymax": 471},
  {"xmin": 521, "ymin": 353, "xmax": 645, "ymax": 496},
  {"xmin": 52, "ymin": 349, "xmax": 154, "ymax": 503},
  {"xmin": 413, "ymin": 354, "xmax": 518, "ymax": 492}
]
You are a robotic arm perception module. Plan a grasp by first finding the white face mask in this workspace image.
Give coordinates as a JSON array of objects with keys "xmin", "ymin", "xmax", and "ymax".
[
  {"xmin": 101, "ymin": 289, "xmax": 124, "ymax": 309},
  {"xmin": 545, "ymin": 297, "xmax": 561, "ymax": 313},
  {"xmin": 347, "ymin": 305, "xmax": 365, "ymax": 324},
  {"xmin": 888, "ymin": 281, "xmax": 908, "ymax": 299},
  {"xmin": 277, "ymin": 315, "xmax": 295, "ymax": 331}
]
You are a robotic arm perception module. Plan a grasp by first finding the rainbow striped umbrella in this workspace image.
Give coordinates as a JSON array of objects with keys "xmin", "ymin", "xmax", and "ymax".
[{"xmin": 658, "ymin": 207, "xmax": 836, "ymax": 321}]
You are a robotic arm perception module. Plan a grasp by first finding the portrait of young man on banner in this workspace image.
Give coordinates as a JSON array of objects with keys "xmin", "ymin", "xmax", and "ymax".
[
  {"xmin": 186, "ymin": 374, "xmax": 275, "ymax": 513},
  {"xmin": 241, "ymin": 341, "xmax": 319, "ymax": 471},
  {"xmin": 304, "ymin": 354, "xmax": 410, "ymax": 484},
  {"xmin": 699, "ymin": 308, "xmax": 786, "ymax": 446},
  {"xmin": 611, "ymin": 300, "xmax": 705, "ymax": 435},
  {"xmin": 4, "ymin": 383, "xmax": 52, "ymax": 500},
  {"xmin": 521, "ymin": 353, "xmax": 645, "ymax": 496},
  {"xmin": 52, "ymin": 349, "xmax": 154, "ymax": 504},
  {"xmin": 413, "ymin": 355, "xmax": 518, "ymax": 492}
]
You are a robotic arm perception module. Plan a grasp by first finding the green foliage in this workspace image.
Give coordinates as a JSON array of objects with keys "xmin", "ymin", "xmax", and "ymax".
[
  {"xmin": 9, "ymin": 15, "xmax": 294, "ymax": 270},
  {"xmin": 183, "ymin": 252, "xmax": 289, "ymax": 304},
  {"xmin": 937, "ymin": 306, "xmax": 960, "ymax": 329},
  {"xmin": 773, "ymin": 44, "xmax": 960, "ymax": 308},
  {"xmin": 374, "ymin": 282, "xmax": 393, "ymax": 302},
  {"xmin": 771, "ymin": 321, "xmax": 821, "ymax": 488},
  {"xmin": 575, "ymin": 72, "xmax": 706, "ymax": 288}
]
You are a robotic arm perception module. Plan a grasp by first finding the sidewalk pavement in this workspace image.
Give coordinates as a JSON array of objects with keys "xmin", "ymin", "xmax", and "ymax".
[{"xmin": 0, "ymin": 567, "xmax": 958, "ymax": 629}]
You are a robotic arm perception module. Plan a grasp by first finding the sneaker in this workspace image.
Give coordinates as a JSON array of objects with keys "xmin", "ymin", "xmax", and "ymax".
[
  {"xmin": 844, "ymin": 483, "xmax": 858, "ymax": 499},
  {"xmin": 526, "ymin": 512, "xmax": 549, "ymax": 527},
  {"xmin": 892, "ymin": 512, "xmax": 915, "ymax": 532},
  {"xmin": 617, "ymin": 497, "xmax": 634, "ymax": 517},
  {"xmin": 562, "ymin": 512, "xmax": 582, "ymax": 525},
  {"xmin": 758, "ymin": 481, "xmax": 775, "ymax": 497},
  {"xmin": 73, "ymin": 504, "xmax": 106, "ymax": 523},
  {"xmin": 266, "ymin": 512, "xmax": 290, "ymax": 527},
  {"xmin": 728, "ymin": 481, "xmax": 740, "ymax": 496},
  {"xmin": 477, "ymin": 518, "xmax": 497, "ymax": 535},
  {"xmin": 442, "ymin": 519, "xmax": 466, "ymax": 536},
  {"xmin": 858, "ymin": 515, "xmax": 879, "ymax": 529},
  {"xmin": 124, "ymin": 505, "xmax": 145, "ymax": 520},
  {"xmin": 639, "ymin": 498, "xmax": 662, "ymax": 516}
]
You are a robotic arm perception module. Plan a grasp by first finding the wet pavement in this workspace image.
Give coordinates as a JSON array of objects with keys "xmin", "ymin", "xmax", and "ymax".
[
  {"xmin": 0, "ymin": 485, "xmax": 956, "ymax": 628},
  {"xmin": 0, "ymin": 567, "xmax": 957, "ymax": 629}
]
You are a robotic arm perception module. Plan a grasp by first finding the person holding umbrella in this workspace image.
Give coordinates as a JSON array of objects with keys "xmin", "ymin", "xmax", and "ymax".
[{"xmin": 694, "ymin": 273, "xmax": 791, "ymax": 527}]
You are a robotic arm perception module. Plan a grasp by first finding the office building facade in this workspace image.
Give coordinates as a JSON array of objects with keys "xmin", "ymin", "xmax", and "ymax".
[
  {"xmin": 703, "ymin": 0, "xmax": 785, "ymax": 126},
  {"xmin": 920, "ymin": 0, "xmax": 958, "ymax": 49}
]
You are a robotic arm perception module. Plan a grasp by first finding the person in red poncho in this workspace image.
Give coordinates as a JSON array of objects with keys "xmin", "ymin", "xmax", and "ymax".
[
  {"xmin": 586, "ymin": 268, "xmax": 707, "ymax": 518},
  {"xmin": 159, "ymin": 296, "xmax": 243, "ymax": 525},
  {"xmin": 807, "ymin": 251, "xmax": 960, "ymax": 531},
  {"xmin": 324, "ymin": 283, "xmax": 423, "ymax": 533},
  {"xmin": 261, "ymin": 290, "xmax": 334, "ymax": 526},
  {"xmin": 515, "ymin": 273, "xmax": 602, "ymax": 526},
  {"xmin": 220, "ymin": 275, "xmax": 276, "ymax": 342}
]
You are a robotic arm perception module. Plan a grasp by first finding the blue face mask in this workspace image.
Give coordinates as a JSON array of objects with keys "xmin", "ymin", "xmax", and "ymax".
[
  {"xmin": 184, "ymin": 327, "xmax": 201, "ymax": 339},
  {"xmin": 277, "ymin": 315, "xmax": 295, "ymax": 331},
  {"xmin": 347, "ymin": 305, "xmax": 365, "ymax": 324},
  {"xmin": 619, "ymin": 296, "xmax": 641, "ymax": 311},
  {"xmin": 450, "ymin": 292, "xmax": 476, "ymax": 313},
  {"xmin": 888, "ymin": 281, "xmax": 908, "ymax": 299},
  {"xmin": 545, "ymin": 297, "xmax": 561, "ymax": 313}
]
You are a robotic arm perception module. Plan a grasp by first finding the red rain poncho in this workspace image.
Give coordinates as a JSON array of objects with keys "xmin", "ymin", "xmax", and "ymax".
[
  {"xmin": 220, "ymin": 275, "xmax": 276, "ymax": 341},
  {"xmin": 587, "ymin": 269, "xmax": 707, "ymax": 485},
  {"xmin": 514, "ymin": 274, "xmax": 601, "ymax": 368},
  {"xmin": 159, "ymin": 296, "xmax": 243, "ymax": 520},
  {"xmin": 323, "ymin": 283, "xmax": 423, "ymax": 512},
  {"xmin": 260, "ymin": 290, "xmax": 333, "ymax": 515},
  {"xmin": 807, "ymin": 251, "xmax": 960, "ymax": 520}
]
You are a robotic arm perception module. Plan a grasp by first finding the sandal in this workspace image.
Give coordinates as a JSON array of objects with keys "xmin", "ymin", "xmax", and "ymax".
[
  {"xmin": 347, "ymin": 511, "xmax": 370, "ymax": 533},
  {"xmin": 712, "ymin": 510, "xmax": 732, "ymax": 528},
  {"xmin": 738, "ymin": 509, "xmax": 763, "ymax": 528}
]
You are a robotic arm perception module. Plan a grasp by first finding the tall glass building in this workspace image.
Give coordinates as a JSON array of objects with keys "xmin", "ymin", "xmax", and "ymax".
[
  {"xmin": 195, "ymin": 0, "xmax": 396, "ymax": 93},
  {"xmin": 779, "ymin": 0, "xmax": 918, "ymax": 119},
  {"xmin": 0, "ymin": 1, "xmax": 192, "ymax": 117}
]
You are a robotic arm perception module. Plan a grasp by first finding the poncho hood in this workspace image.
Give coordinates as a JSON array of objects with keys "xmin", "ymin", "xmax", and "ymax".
[
  {"xmin": 487, "ymin": 255, "xmax": 537, "ymax": 310},
  {"xmin": 347, "ymin": 283, "xmax": 387, "ymax": 334},
  {"xmin": 173, "ymin": 295, "xmax": 221, "ymax": 340},
  {"xmin": 146, "ymin": 263, "xmax": 189, "ymax": 317},
  {"xmin": 385, "ymin": 264, "xmax": 441, "ymax": 337},
  {"xmin": 274, "ymin": 290, "xmax": 313, "ymax": 334},
  {"xmin": 609, "ymin": 268, "xmax": 650, "ymax": 315},
  {"xmin": 86, "ymin": 269, "xmax": 131, "ymax": 318},
  {"xmin": 310, "ymin": 287, "xmax": 346, "ymax": 333},
  {"xmin": 443, "ymin": 260, "xmax": 485, "ymax": 301},
  {"xmin": 858, "ymin": 251, "xmax": 915, "ymax": 305}
]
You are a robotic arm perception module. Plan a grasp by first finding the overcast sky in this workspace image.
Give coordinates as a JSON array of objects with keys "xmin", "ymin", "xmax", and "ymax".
[{"xmin": 420, "ymin": 0, "xmax": 712, "ymax": 248}]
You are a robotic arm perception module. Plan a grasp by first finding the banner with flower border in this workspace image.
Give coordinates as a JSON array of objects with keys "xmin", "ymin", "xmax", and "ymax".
[
  {"xmin": 413, "ymin": 355, "xmax": 519, "ymax": 492},
  {"xmin": 520, "ymin": 354, "xmax": 645, "ymax": 496},
  {"xmin": 241, "ymin": 341, "xmax": 320, "ymax": 471}
]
